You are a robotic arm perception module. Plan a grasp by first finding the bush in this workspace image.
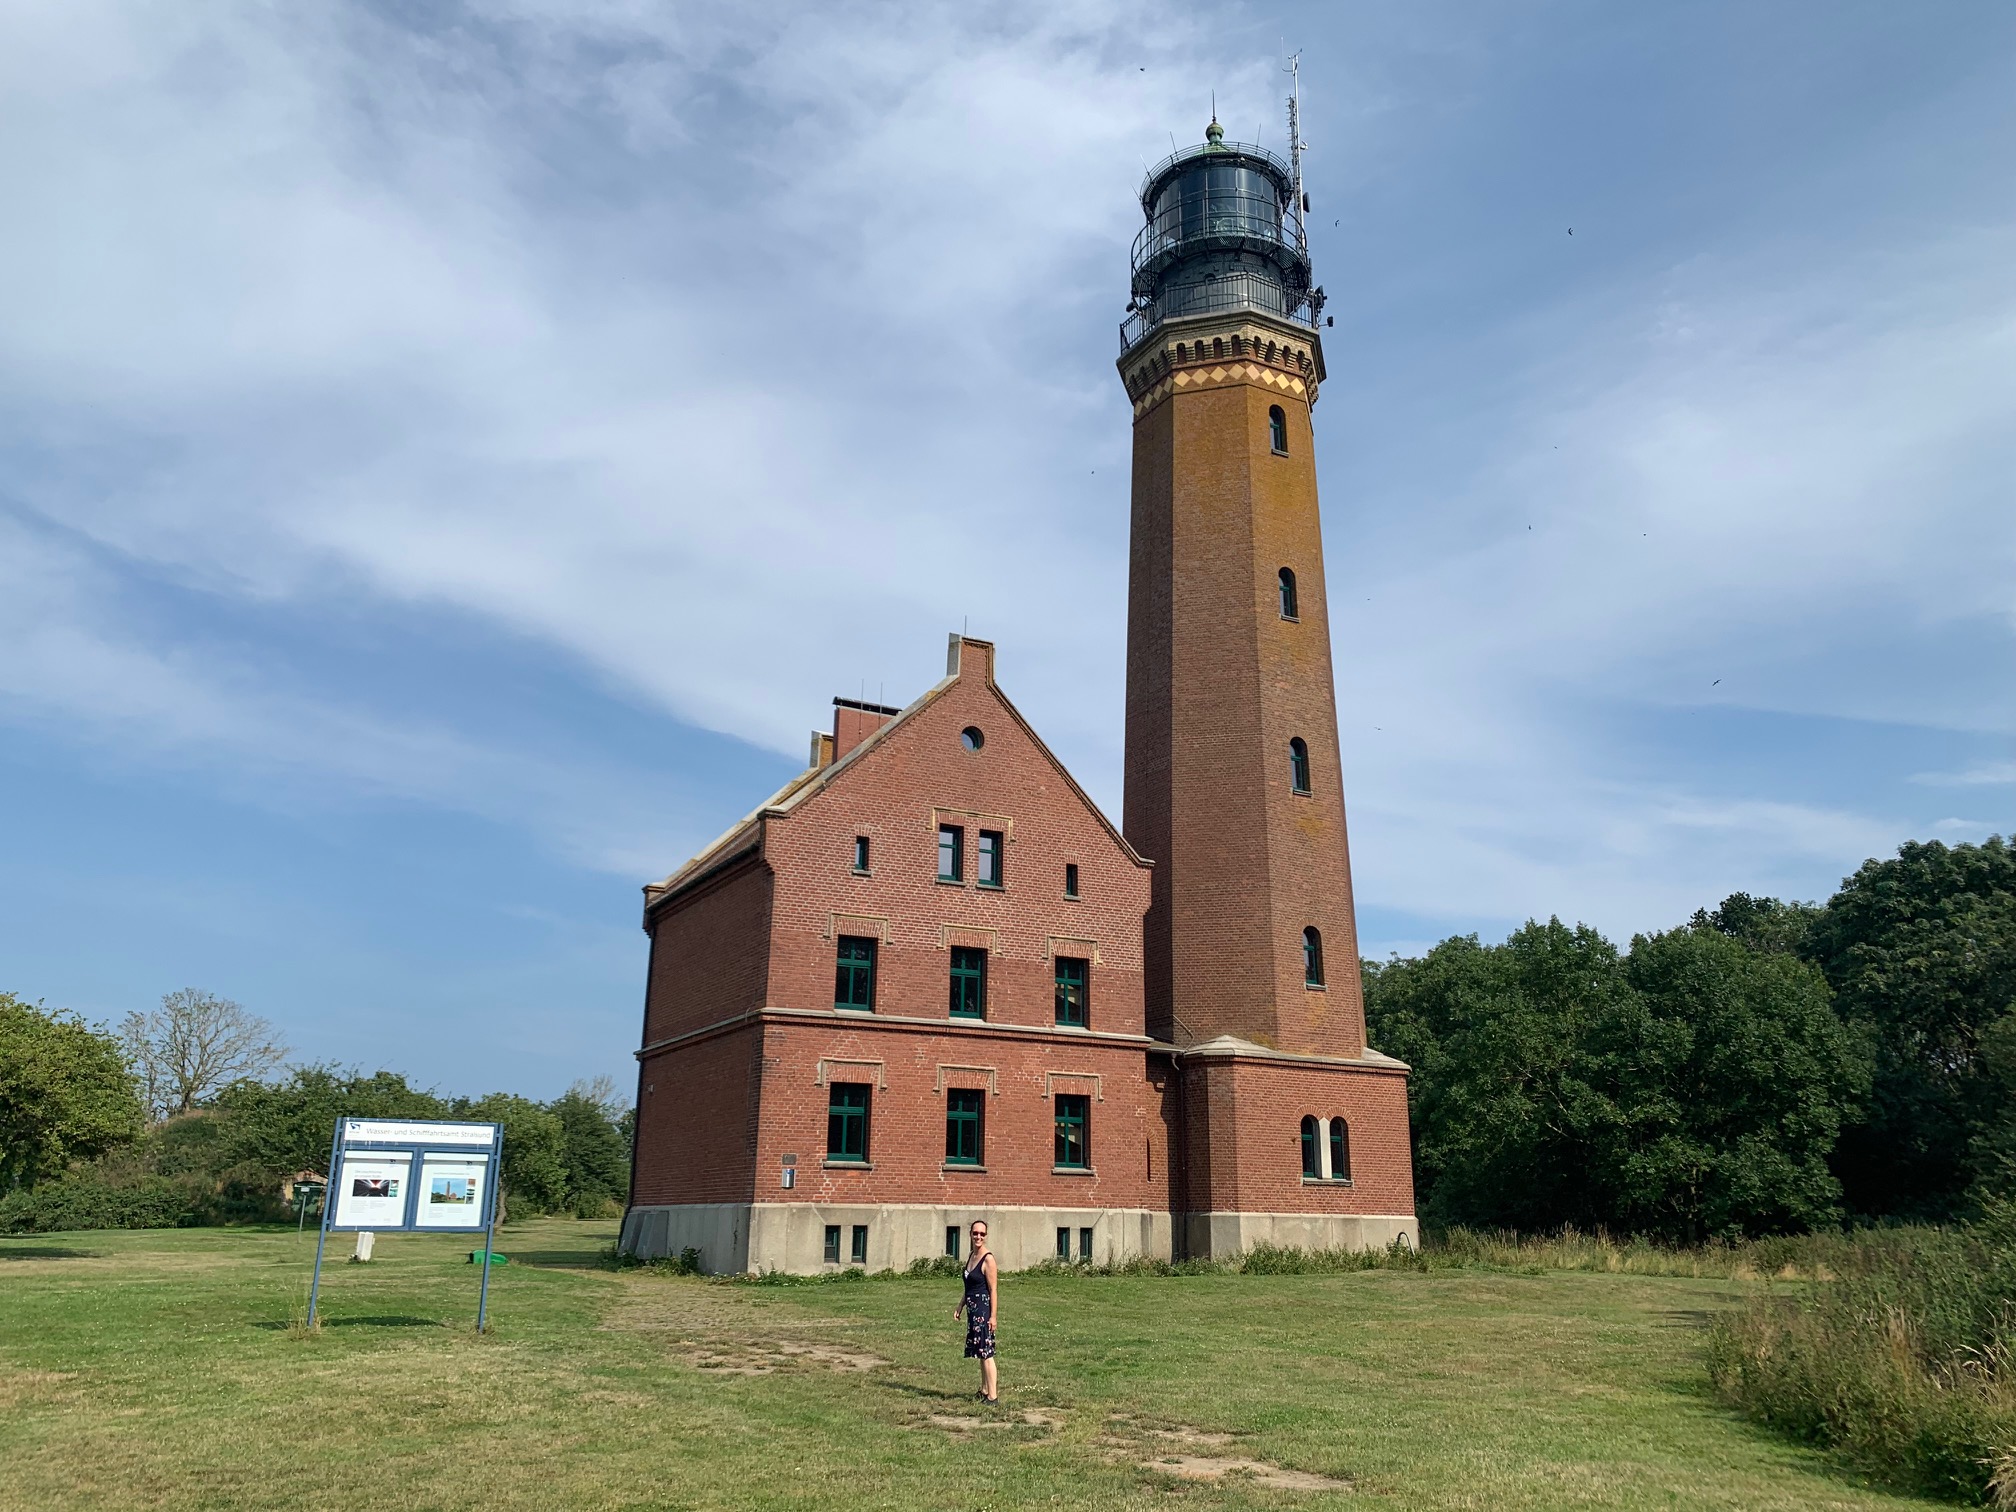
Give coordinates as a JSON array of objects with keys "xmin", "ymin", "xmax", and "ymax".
[
  {"xmin": 0, "ymin": 1174, "xmax": 217, "ymax": 1233},
  {"xmin": 1708, "ymin": 1206, "xmax": 2016, "ymax": 1505}
]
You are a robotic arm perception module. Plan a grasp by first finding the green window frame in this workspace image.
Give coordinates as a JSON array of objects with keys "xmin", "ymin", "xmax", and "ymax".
[
  {"xmin": 1064, "ymin": 862, "xmax": 1079, "ymax": 899},
  {"xmin": 850, "ymin": 1224, "xmax": 868, "ymax": 1264},
  {"xmin": 1054, "ymin": 1093, "xmax": 1089, "ymax": 1169},
  {"xmin": 852, "ymin": 835, "xmax": 870, "ymax": 872},
  {"xmin": 944, "ymin": 1225, "xmax": 960, "ymax": 1258},
  {"xmin": 1328, "ymin": 1118, "xmax": 1350, "ymax": 1181},
  {"xmin": 826, "ymin": 1082, "xmax": 870, "ymax": 1162},
  {"xmin": 949, "ymin": 945, "xmax": 987, "ymax": 1018},
  {"xmin": 1054, "ymin": 956, "xmax": 1088, "ymax": 1028},
  {"xmin": 1279, "ymin": 566, "xmax": 1298, "ymax": 619},
  {"xmin": 1300, "ymin": 1115, "xmax": 1321, "ymax": 1178},
  {"xmin": 1303, "ymin": 926, "xmax": 1325, "ymax": 987},
  {"xmin": 1290, "ymin": 737, "xmax": 1311, "ymax": 794},
  {"xmin": 823, "ymin": 1224, "xmax": 841, "ymax": 1263},
  {"xmin": 1079, "ymin": 1226, "xmax": 1093, "ymax": 1262},
  {"xmin": 1269, "ymin": 403, "xmax": 1288, "ymax": 454},
  {"xmin": 834, "ymin": 935, "xmax": 877, "ymax": 1011},
  {"xmin": 937, "ymin": 824, "xmax": 964, "ymax": 882},
  {"xmin": 976, "ymin": 829, "xmax": 1004, "ymax": 888},
  {"xmin": 945, "ymin": 1088, "xmax": 984, "ymax": 1166},
  {"xmin": 1055, "ymin": 1226, "xmax": 1071, "ymax": 1260}
]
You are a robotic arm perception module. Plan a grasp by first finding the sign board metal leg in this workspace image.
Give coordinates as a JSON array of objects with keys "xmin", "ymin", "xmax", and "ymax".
[
  {"xmin": 476, "ymin": 1216, "xmax": 496, "ymax": 1333},
  {"xmin": 305, "ymin": 1118, "xmax": 342, "ymax": 1330}
]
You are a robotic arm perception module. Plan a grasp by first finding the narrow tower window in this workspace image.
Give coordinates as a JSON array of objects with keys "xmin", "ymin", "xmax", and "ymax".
[
  {"xmin": 1289, "ymin": 737, "xmax": 1311, "ymax": 794},
  {"xmin": 1269, "ymin": 405, "xmax": 1288, "ymax": 455},
  {"xmin": 1278, "ymin": 567, "xmax": 1298, "ymax": 620},
  {"xmin": 1300, "ymin": 1115, "xmax": 1321, "ymax": 1178},
  {"xmin": 1328, "ymin": 1118, "xmax": 1351, "ymax": 1182},
  {"xmin": 1303, "ymin": 927, "xmax": 1325, "ymax": 987}
]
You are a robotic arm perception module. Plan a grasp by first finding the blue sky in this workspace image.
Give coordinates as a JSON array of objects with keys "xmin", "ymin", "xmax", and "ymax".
[{"xmin": 2, "ymin": 1, "xmax": 2010, "ymax": 1100}]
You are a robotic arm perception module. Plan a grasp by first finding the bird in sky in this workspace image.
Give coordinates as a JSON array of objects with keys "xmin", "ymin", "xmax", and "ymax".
[
  {"xmin": 1568, "ymin": 228, "xmax": 1574, "ymax": 235},
  {"xmin": 1712, "ymin": 679, "xmax": 1721, "ymax": 686}
]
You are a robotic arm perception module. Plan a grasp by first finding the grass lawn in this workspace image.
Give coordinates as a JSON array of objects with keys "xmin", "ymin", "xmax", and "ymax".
[{"xmin": 0, "ymin": 1220, "xmax": 1938, "ymax": 1511}]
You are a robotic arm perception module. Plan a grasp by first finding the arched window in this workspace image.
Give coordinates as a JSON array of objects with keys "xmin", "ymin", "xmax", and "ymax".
[
  {"xmin": 1269, "ymin": 405, "xmax": 1288, "ymax": 454},
  {"xmin": 1289, "ymin": 737, "xmax": 1310, "ymax": 794},
  {"xmin": 1212, "ymin": 337, "xmax": 1224, "ymax": 359},
  {"xmin": 1300, "ymin": 1115, "xmax": 1320, "ymax": 1178},
  {"xmin": 1328, "ymin": 1119, "xmax": 1350, "ymax": 1181},
  {"xmin": 1303, "ymin": 927, "xmax": 1325, "ymax": 986},
  {"xmin": 1278, "ymin": 567, "xmax": 1298, "ymax": 620}
]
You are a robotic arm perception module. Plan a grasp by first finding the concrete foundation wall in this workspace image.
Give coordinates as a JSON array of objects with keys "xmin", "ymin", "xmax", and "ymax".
[
  {"xmin": 623, "ymin": 1202, "xmax": 1172, "ymax": 1274},
  {"xmin": 1178, "ymin": 1210, "xmax": 1418, "ymax": 1260},
  {"xmin": 619, "ymin": 1203, "xmax": 753, "ymax": 1273}
]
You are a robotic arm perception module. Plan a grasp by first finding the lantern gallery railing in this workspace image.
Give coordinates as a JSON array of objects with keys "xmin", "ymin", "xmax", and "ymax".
[{"xmin": 1120, "ymin": 270, "xmax": 1320, "ymax": 351}]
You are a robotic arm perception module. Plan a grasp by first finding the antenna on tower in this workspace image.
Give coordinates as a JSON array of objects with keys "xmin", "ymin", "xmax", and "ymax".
[{"xmin": 1284, "ymin": 51, "xmax": 1308, "ymax": 253}]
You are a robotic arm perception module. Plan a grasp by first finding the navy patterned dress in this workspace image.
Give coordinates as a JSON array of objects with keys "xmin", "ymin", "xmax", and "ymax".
[{"xmin": 962, "ymin": 1252, "xmax": 995, "ymax": 1360}]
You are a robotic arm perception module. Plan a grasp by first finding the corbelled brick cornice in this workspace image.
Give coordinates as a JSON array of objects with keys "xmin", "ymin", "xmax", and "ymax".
[{"xmin": 1118, "ymin": 313, "xmax": 1324, "ymax": 418}]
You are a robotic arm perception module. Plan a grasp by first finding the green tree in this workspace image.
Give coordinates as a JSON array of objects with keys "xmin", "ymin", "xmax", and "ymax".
[
  {"xmin": 1616, "ymin": 924, "xmax": 1868, "ymax": 1239},
  {"xmin": 1969, "ymin": 1009, "xmax": 2016, "ymax": 1205},
  {"xmin": 1690, "ymin": 892, "xmax": 1823, "ymax": 956},
  {"xmin": 1807, "ymin": 837, "xmax": 2016, "ymax": 1221},
  {"xmin": 0, "ymin": 993, "xmax": 144, "ymax": 1190},
  {"xmin": 213, "ymin": 1067, "xmax": 448, "ymax": 1181},
  {"xmin": 1364, "ymin": 920, "xmax": 1638, "ymax": 1234},
  {"xmin": 459, "ymin": 1093, "xmax": 567, "ymax": 1218},
  {"xmin": 549, "ymin": 1081, "xmax": 629, "ymax": 1214},
  {"xmin": 1365, "ymin": 917, "xmax": 1870, "ymax": 1241}
]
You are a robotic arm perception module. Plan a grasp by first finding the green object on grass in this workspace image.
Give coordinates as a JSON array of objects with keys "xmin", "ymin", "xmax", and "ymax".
[{"xmin": 468, "ymin": 1250, "xmax": 508, "ymax": 1266}]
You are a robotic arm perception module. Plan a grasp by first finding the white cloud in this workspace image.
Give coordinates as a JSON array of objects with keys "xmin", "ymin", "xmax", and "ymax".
[
  {"xmin": 0, "ymin": 0, "xmax": 2010, "ymax": 946},
  {"xmin": 1913, "ymin": 761, "xmax": 2016, "ymax": 787}
]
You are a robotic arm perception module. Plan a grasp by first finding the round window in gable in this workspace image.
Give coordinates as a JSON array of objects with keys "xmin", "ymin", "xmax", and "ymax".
[{"xmin": 961, "ymin": 726, "xmax": 985, "ymax": 752}]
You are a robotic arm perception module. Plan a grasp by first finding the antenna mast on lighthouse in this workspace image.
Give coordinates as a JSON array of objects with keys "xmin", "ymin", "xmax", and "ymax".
[{"xmin": 1284, "ymin": 50, "xmax": 1307, "ymax": 255}]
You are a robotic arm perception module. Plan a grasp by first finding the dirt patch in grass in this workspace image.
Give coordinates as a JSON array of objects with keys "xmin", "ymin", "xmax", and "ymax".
[
  {"xmin": 1139, "ymin": 1454, "xmax": 1352, "ymax": 1492},
  {"xmin": 922, "ymin": 1407, "xmax": 1064, "ymax": 1433}
]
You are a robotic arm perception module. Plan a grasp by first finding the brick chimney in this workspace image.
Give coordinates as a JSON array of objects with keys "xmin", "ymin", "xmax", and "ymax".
[{"xmin": 831, "ymin": 697, "xmax": 899, "ymax": 762}]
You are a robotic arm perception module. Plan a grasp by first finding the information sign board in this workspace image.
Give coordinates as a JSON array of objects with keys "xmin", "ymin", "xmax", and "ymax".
[{"xmin": 307, "ymin": 1117, "xmax": 506, "ymax": 1331}]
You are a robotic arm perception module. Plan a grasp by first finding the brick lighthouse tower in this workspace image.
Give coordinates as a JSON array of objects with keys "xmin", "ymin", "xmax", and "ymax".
[{"xmin": 1119, "ymin": 111, "xmax": 1416, "ymax": 1258}]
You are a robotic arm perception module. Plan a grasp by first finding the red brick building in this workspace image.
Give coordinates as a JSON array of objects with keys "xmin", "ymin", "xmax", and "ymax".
[{"xmin": 623, "ymin": 121, "xmax": 1415, "ymax": 1271}]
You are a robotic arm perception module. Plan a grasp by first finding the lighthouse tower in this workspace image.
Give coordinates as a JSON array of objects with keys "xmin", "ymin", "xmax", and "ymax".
[{"xmin": 1119, "ymin": 117, "xmax": 1416, "ymax": 1258}]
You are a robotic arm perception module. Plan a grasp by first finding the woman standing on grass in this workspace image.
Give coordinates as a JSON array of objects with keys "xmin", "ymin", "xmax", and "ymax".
[{"xmin": 952, "ymin": 1219, "xmax": 998, "ymax": 1402}]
